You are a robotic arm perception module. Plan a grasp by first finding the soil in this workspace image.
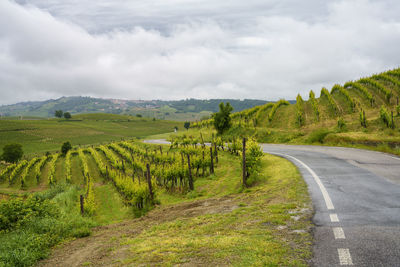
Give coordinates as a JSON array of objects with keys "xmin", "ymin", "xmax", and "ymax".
[{"xmin": 37, "ymin": 196, "xmax": 237, "ymax": 267}]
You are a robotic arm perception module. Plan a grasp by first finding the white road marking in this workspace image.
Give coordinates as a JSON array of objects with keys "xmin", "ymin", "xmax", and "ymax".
[
  {"xmin": 333, "ymin": 227, "xmax": 346, "ymax": 239},
  {"xmin": 330, "ymin": 213, "xmax": 340, "ymax": 222},
  {"xmin": 338, "ymin": 248, "xmax": 353, "ymax": 265},
  {"xmin": 269, "ymin": 152, "xmax": 335, "ymax": 210}
]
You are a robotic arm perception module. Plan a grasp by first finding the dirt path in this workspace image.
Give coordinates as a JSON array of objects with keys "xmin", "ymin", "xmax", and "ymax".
[{"xmin": 37, "ymin": 196, "xmax": 237, "ymax": 267}]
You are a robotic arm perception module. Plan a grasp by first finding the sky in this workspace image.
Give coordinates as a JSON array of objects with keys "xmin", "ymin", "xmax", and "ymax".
[{"xmin": 0, "ymin": 0, "xmax": 400, "ymax": 105}]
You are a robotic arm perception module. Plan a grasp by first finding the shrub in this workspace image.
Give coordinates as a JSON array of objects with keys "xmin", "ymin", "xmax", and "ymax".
[
  {"xmin": 359, "ymin": 109, "xmax": 367, "ymax": 128},
  {"xmin": 307, "ymin": 129, "xmax": 331, "ymax": 144},
  {"xmin": 337, "ymin": 117, "xmax": 346, "ymax": 131},
  {"xmin": 61, "ymin": 141, "xmax": 72, "ymax": 155},
  {"xmin": 1, "ymin": 143, "xmax": 23, "ymax": 163},
  {"xmin": 380, "ymin": 105, "xmax": 394, "ymax": 128}
]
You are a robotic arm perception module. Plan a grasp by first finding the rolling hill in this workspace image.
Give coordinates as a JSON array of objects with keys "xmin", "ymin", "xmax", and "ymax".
[
  {"xmin": 192, "ymin": 68, "xmax": 400, "ymax": 153},
  {"xmin": 0, "ymin": 97, "xmax": 269, "ymax": 121}
]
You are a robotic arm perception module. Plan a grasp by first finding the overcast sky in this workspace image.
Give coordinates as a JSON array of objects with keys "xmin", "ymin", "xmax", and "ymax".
[{"xmin": 0, "ymin": 0, "xmax": 399, "ymax": 105}]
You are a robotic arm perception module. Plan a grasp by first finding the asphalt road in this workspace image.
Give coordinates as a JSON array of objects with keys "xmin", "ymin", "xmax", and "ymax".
[{"xmin": 262, "ymin": 144, "xmax": 400, "ymax": 266}]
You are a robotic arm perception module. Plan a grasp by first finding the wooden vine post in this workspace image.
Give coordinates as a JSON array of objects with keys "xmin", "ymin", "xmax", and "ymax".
[
  {"xmin": 80, "ymin": 195, "xmax": 84, "ymax": 215},
  {"xmin": 242, "ymin": 137, "xmax": 247, "ymax": 187},
  {"xmin": 209, "ymin": 147, "xmax": 214, "ymax": 174},
  {"xmin": 146, "ymin": 163, "xmax": 154, "ymax": 201},
  {"xmin": 214, "ymin": 143, "xmax": 218, "ymax": 163},
  {"xmin": 187, "ymin": 154, "xmax": 194, "ymax": 190},
  {"xmin": 391, "ymin": 111, "xmax": 395, "ymax": 129}
]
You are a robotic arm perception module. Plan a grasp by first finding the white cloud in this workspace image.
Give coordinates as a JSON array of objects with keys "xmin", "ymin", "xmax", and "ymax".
[{"xmin": 0, "ymin": 0, "xmax": 400, "ymax": 105}]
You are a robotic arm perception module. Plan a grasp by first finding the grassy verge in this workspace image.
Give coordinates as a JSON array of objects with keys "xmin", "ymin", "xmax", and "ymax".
[{"xmin": 114, "ymin": 154, "xmax": 312, "ymax": 266}]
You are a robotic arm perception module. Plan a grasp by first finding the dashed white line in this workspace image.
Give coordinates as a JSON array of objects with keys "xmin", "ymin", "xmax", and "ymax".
[
  {"xmin": 269, "ymin": 152, "xmax": 335, "ymax": 210},
  {"xmin": 338, "ymin": 248, "xmax": 353, "ymax": 265},
  {"xmin": 330, "ymin": 213, "xmax": 340, "ymax": 222},
  {"xmin": 333, "ymin": 227, "xmax": 346, "ymax": 239}
]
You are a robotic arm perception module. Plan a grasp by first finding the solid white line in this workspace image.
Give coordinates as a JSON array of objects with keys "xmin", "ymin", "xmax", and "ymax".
[
  {"xmin": 338, "ymin": 248, "xmax": 353, "ymax": 265},
  {"xmin": 333, "ymin": 227, "xmax": 346, "ymax": 239},
  {"xmin": 330, "ymin": 213, "xmax": 340, "ymax": 222},
  {"xmin": 270, "ymin": 152, "xmax": 335, "ymax": 210}
]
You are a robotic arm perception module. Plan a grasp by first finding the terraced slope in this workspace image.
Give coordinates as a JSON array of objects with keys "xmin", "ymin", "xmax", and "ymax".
[{"xmin": 192, "ymin": 68, "xmax": 400, "ymax": 152}]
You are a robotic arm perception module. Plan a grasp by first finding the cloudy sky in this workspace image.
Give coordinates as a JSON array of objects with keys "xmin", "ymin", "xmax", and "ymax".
[{"xmin": 0, "ymin": 0, "xmax": 399, "ymax": 105}]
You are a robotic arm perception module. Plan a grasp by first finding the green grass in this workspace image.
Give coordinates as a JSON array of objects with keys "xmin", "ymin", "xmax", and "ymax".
[
  {"xmin": 0, "ymin": 114, "xmax": 183, "ymax": 156},
  {"xmin": 112, "ymin": 153, "xmax": 312, "ymax": 266},
  {"xmin": 0, "ymin": 184, "xmax": 95, "ymax": 267}
]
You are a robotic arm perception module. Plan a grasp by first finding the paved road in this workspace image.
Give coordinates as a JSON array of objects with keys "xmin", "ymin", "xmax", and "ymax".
[{"xmin": 262, "ymin": 144, "xmax": 400, "ymax": 266}]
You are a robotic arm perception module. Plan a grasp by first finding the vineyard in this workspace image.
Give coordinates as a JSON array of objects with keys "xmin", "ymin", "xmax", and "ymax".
[
  {"xmin": 190, "ymin": 68, "xmax": 400, "ymax": 151},
  {"xmin": 0, "ymin": 137, "xmax": 263, "ymax": 215}
]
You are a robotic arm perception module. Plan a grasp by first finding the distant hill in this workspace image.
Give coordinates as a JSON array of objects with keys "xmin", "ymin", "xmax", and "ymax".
[{"xmin": 0, "ymin": 97, "xmax": 271, "ymax": 121}]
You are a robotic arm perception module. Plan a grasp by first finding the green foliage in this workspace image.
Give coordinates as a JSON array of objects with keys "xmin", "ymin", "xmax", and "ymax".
[
  {"xmin": 8, "ymin": 160, "xmax": 28, "ymax": 185},
  {"xmin": 380, "ymin": 105, "xmax": 394, "ymax": 128},
  {"xmin": 0, "ymin": 185, "xmax": 94, "ymax": 267},
  {"xmin": 359, "ymin": 109, "xmax": 367, "ymax": 128},
  {"xmin": 63, "ymin": 112, "xmax": 72, "ymax": 119},
  {"xmin": 373, "ymin": 74, "xmax": 400, "ymax": 92},
  {"xmin": 331, "ymin": 84, "xmax": 355, "ymax": 112},
  {"xmin": 136, "ymin": 114, "xmax": 142, "ymax": 118},
  {"xmin": 213, "ymin": 102, "xmax": 233, "ymax": 135},
  {"xmin": 20, "ymin": 157, "xmax": 40, "ymax": 188},
  {"xmin": 307, "ymin": 129, "xmax": 331, "ymax": 144},
  {"xmin": 337, "ymin": 117, "xmax": 346, "ymax": 131},
  {"xmin": 184, "ymin": 121, "xmax": 190, "ymax": 130},
  {"xmin": 61, "ymin": 141, "xmax": 72, "ymax": 155},
  {"xmin": 359, "ymin": 78, "xmax": 392, "ymax": 102},
  {"xmin": 295, "ymin": 94, "xmax": 305, "ymax": 127},
  {"xmin": 397, "ymin": 105, "xmax": 400, "ymax": 116},
  {"xmin": 1, "ymin": 143, "xmax": 23, "ymax": 163},
  {"xmin": 243, "ymin": 138, "xmax": 263, "ymax": 180},
  {"xmin": 344, "ymin": 81, "xmax": 374, "ymax": 106},
  {"xmin": 268, "ymin": 99, "xmax": 290, "ymax": 122},
  {"xmin": 320, "ymin": 87, "xmax": 338, "ymax": 115},
  {"xmin": 47, "ymin": 154, "xmax": 59, "ymax": 185},
  {"xmin": 309, "ymin": 90, "xmax": 320, "ymax": 121},
  {"xmin": 54, "ymin": 110, "xmax": 63, "ymax": 118}
]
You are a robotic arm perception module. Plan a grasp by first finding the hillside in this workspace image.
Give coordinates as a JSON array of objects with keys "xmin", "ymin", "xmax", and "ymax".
[
  {"xmin": 0, "ymin": 97, "xmax": 268, "ymax": 121},
  {"xmin": 0, "ymin": 113, "xmax": 183, "ymax": 156},
  {"xmin": 191, "ymin": 68, "xmax": 400, "ymax": 154}
]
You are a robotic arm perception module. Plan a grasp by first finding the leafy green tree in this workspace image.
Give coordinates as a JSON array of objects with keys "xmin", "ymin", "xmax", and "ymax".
[
  {"xmin": 1, "ymin": 143, "xmax": 23, "ymax": 163},
  {"xmin": 63, "ymin": 112, "xmax": 72, "ymax": 119},
  {"xmin": 184, "ymin": 121, "xmax": 190, "ymax": 130},
  {"xmin": 55, "ymin": 110, "xmax": 63, "ymax": 118},
  {"xmin": 213, "ymin": 102, "xmax": 233, "ymax": 135},
  {"xmin": 61, "ymin": 141, "xmax": 72, "ymax": 155}
]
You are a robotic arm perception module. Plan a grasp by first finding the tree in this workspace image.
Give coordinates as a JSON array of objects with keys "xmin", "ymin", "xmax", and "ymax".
[
  {"xmin": 1, "ymin": 143, "xmax": 23, "ymax": 163},
  {"xmin": 184, "ymin": 121, "xmax": 190, "ymax": 130},
  {"xmin": 64, "ymin": 112, "xmax": 72, "ymax": 119},
  {"xmin": 213, "ymin": 102, "xmax": 233, "ymax": 135},
  {"xmin": 61, "ymin": 141, "xmax": 72, "ymax": 155},
  {"xmin": 55, "ymin": 110, "xmax": 63, "ymax": 118}
]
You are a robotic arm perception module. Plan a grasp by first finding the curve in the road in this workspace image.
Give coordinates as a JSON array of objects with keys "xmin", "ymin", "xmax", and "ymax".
[{"xmin": 262, "ymin": 144, "xmax": 400, "ymax": 266}]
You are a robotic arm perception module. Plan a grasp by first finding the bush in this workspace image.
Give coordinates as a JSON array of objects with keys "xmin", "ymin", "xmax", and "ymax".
[
  {"xmin": 307, "ymin": 129, "xmax": 331, "ymax": 143},
  {"xmin": 0, "ymin": 185, "xmax": 95, "ymax": 267},
  {"xmin": 1, "ymin": 143, "xmax": 23, "ymax": 163},
  {"xmin": 61, "ymin": 141, "xmax": 72, "ymax": 155},
  {"xmin": 337, "ymin": 117, "xmax": 346, "ymax": 131},
  {"xmin": 63, "ymin": 112, "xmax": 72, "ymax": 119}
]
